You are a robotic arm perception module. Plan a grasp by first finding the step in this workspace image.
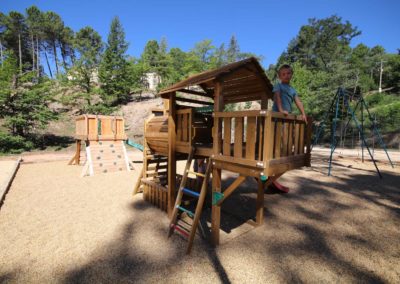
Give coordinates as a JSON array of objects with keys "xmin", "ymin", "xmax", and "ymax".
[
  {"xmin": 187, "ymin": 170, "xmax": 205, "ymax": 178},
  {"xmin": 170, "ymin": 224, "xmax": 189, "ymax": 238},
  {"xmin": 177, "ymin": 205, "xmax": 194, "ymax": 218},
  {"xmin": 182, "ymin": 188, "xmax": 200, "ymax": 198}
]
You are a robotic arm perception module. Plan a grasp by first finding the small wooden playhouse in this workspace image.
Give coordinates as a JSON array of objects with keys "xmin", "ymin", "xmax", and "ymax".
[{"xmin": 135, "ymin": 57, "xmax": 312, "ymax": 246}]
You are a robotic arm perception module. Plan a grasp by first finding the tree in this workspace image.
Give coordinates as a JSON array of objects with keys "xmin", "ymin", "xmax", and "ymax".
[
  {"xmin": 42, "ymin": 11, "xmax": 64, "ymax": 76},
  {"xmin": 226, "ymin": 35, "xmax": 240, "ymax": 63},
  {"xmin": 64, "ymin": 26, "xmax": 103, "ymax": 111},
  {"xmin": 0, "ymin": 50, "xmax": 56, "ymax": 139},
  {"xmin": 99, "ymin": 16, "xmax": 130, "ymax": 106},
  {"xmin": 279, "ymin": 15, "xmax": 360, "ymax": 72}
]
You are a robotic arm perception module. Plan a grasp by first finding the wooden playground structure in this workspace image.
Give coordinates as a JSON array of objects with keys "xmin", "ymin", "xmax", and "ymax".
[
  {"xmin": 69, "ymin": 114, "xmax": 131, "ymax": 176},
  {"xmin": 134, "ymin": 57, "xmax": 313, "ymax": 252}
]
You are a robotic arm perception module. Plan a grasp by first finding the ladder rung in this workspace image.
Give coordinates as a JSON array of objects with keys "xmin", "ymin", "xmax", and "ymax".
[
  {"xmin": 182, "ymin": 188, "xmax": 200, "ymax": 198},
  {"xmin": 171, "ymin": 224, "xmax": 189, "ymax": 238},
  {"xmin": 177, "ymin": 205, "xmax": 194, "ymax": 218},
  {"xmin": 187, "ymin": 170, "xmax": 205, "ymax": 178}
]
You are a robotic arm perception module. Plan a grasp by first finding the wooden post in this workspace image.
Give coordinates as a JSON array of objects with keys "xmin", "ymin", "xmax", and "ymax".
[
  {"xmin": 261, "ymin": 91, "xmax": 269, "ymax": 110},
  {"xmin": 256, "ymin": 178, "xmax": 264, "ymax": 225},
  {"xmin": 168, "ymin": 92, "xmax": 176, "ymax": 218},
  {"xmin": 211, "ymin": 80, "xmax": 224, "ymax": 245}
]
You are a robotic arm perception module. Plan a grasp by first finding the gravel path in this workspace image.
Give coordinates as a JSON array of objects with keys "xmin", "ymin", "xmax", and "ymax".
[{"xmin": 0, "ymin": 150, "xmax": 399, "ymax": 283}]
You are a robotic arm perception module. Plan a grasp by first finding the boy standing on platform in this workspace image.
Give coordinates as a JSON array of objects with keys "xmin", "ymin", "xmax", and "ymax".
[{"xmin": 271, "ymin": 64, "xmax": 307, "ymax": 192}]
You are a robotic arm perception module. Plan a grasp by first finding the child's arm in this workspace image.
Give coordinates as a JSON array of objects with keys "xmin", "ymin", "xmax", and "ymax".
[
  {"xmin": 294, "ymin": 96, "xmax": 307, "ymax": 122},
  {"xmin": 274, "ymin": 91, "xmax": 289, "ymax": 115}
]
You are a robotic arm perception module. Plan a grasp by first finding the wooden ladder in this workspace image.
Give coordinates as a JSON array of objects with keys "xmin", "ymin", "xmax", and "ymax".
[{"xmin": 168, "ymin": 147, "xmax": 212, "ymax": 254}]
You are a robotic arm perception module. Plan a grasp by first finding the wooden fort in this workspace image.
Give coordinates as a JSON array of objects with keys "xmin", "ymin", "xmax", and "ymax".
[
  {"xmin": 134, "ymin": 57, "xmax": 312, "ymax": 245},
  {"xmin": 69, "ymin": 114, "xmax": 131, "ymax": 176}
]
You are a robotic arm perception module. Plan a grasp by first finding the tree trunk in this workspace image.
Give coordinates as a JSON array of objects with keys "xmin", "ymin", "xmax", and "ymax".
[
  {"xmin": 52, "ymin": 40, "xmax": 59, "ymax": 75},
  {"xmin": 31, "ymin": 34, "xmax": 35, "ymax": 71},
  {"xmin": 18, "ymin": 33, "xmax": 22, "ymax": 74},
  {"xmin": 60, "ymin": 43, "xmax": 68, "ymax": 71},
  {"xmin": 36, "ymin": 36, "xmax": 40, "ymax": 77},
  {"xmin": 44, "ymin": 50, "xmax": 53, "ymax": 78}
]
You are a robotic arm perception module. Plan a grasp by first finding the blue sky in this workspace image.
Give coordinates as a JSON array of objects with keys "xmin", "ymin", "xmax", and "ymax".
[{"xmin": 2, "ymin": 0, "xmax": 399, "ymax": 67}]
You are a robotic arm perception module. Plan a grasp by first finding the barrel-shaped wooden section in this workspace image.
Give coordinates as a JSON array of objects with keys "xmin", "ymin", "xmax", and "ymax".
[{"xmin": 145, "ymin": 115, "xmax": 169, "ymax": 155}]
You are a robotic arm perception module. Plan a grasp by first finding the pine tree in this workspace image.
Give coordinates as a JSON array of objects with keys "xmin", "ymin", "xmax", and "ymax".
[{"xmin": 99, "ymin": 16, "xmax": 130, "ymax": 106}]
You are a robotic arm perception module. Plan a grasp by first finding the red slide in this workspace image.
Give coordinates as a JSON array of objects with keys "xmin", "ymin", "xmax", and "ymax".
[{"xmin": 272, "ymin": 181, "xmax": 290, "ymax": 193}]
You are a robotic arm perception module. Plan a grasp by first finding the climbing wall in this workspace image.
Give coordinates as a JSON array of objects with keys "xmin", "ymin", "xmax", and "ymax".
[{"xmin": 84, "ymin": 140, "xmax": 130, "ymax": 176}]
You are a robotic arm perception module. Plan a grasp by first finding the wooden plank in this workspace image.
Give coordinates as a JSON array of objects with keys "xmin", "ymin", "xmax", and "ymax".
[
  {"xmin": 274, "ymin": 120, "xmax": 282, "ymax": 159},
  {"xmin": 234, "ymin": 117, "xmax": 243, "ymax": 158},
  {"xmin": 216, "ymin": 176, "xmax": 246, "ymax": 206},
  {"xmin": 256, "ymin": 179, "xmax": 264, "ymax": 226},
  {"xmin": 267, "ymin": 154, "xmax": 307, "ymax": 175},
  {"xmin": 246, "ymin": 116, "xmax": 256, "ymax": 160},
  {"xmin": 294, "ymin": 123, "xmax": 300, "ymax": 155},
  {"xmin": 214, "ymin": 110, "xmax": 264, "ymax": 118},
  {"xmin": 299, "ymin": 123, "xmax": 305, "ymax": 154},
  {"xmin": 213, "ymin": 160, "xmax": 261, "ymax": 177},
  {"xmin": 212, "ymin": 80, "xmax": 223, "ymax": 246},
  {"xmin": 263, "ymin": 114, "xmax": 274, "ymax": 162},
  {"xmin": 182, "ymin": 113, "xmax": 188, "ymax": 142},
  {"xmin": 176, "ymin": 96, "xmax": 213, "ymax": 105},
  {"xmin": 271, "ymin": 112, "xmax": 305, "ymax": 122},
  {"xmin": 282, "ymin": 121, "xmax": 288, "ymax": 157},
  {"xmin": 168, "ymin": 92, "xmax": 177, "ymax": 218},
  {"xmin": 176, "ymin": 114, "xmax": 182, "ymax": 142},
  {"xmin": 213, "ymin": 154, "xmax": 264, "ymax": 168},
  {"xmin": 223, "ymin": 118, "xmax": 231, "ymax": 156},
  {"xmin": 178, "ymin": 88, "xmax": 211, "ymax": 97},
  {"xmin": 288, "ymin": 122, "xmax": 293, "ymax": 156}
]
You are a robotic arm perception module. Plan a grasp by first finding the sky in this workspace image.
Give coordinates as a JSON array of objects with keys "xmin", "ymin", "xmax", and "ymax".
[{"xmin": 2, "ymin": 0, "xmax": 400, "ymax": 67}]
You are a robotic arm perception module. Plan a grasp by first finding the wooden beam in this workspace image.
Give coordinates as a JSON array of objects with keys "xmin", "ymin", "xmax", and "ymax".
[
  {"xmin": 178, "ymin": 88, "xmax": 213, "ymax": 98},
  {"xmin": 168, "ymin": 92, "xmax": 176, "ymax": 218},
  {"xmin": 216, "ymin": 175, "xmax": 246, "ymax": 206},
  {"xmin": 211, "ymin": 79, "xmax": 224, "ymax": 246},
  {"xmin": 176, "ymin": 96, "xmax": 214, "ymax": 106}
]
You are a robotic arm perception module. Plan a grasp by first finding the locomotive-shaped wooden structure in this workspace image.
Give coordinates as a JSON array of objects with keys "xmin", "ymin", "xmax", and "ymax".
[
  {"xmin": 69, "ymin": 115, "xmax": 131, "ymax": 176},
  {"xmin": 135, "ymin": 57, "xmax": 312, "ymax": 247}
]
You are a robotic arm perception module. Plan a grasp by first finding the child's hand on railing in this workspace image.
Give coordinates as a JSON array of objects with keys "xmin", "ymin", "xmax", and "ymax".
[{"xmin": 302, "ymin": 114, "xmax": 307, "ymax": 124}]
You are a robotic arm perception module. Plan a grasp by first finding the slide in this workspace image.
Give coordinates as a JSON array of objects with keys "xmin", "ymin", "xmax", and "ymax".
[{"xmin": 125, "ymin": 139, "xmax": 144, "ymax": 152}]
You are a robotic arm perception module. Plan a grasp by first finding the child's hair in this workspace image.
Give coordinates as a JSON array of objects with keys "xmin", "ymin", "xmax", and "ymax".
[{"xmin": 278, "ymin": 64, "xmax": 293, "ymax": 74}]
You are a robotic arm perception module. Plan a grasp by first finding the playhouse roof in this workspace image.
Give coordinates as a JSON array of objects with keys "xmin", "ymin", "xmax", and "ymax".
[{"xmin": 158, "ymin": 57, "xmax": 273, "ymax": 104}]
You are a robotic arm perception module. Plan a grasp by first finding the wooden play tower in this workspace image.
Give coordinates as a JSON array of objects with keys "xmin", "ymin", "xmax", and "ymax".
[
  {"xmin": 69, "ymin": 115, "xmax": 131, "ymax": 176},
  {"xmin": 134, "ymin": 57, "xmax": 313, "ymax": 251}
]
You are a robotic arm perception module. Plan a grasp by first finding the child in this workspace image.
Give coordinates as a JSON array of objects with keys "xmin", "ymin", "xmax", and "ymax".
[
  {"xmin": 272, "ymin": 64, "xmax": 307, "ymax": 122},
  {"xmin": 271, "ymin": 64, "xmax": 307, "ymax": 193}
]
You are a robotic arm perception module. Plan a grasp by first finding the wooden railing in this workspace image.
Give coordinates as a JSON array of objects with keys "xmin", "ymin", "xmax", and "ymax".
[
  {"xmin": 212, "ymin": 110, "xmax": 312, "ymax": 176},
  {"xmin": 176, "ymin": 109, "xmax": 193, "ymax": 146},
  {"xmin": 74, "ymin": 114, "xmax": 126, "ymax": 141}
]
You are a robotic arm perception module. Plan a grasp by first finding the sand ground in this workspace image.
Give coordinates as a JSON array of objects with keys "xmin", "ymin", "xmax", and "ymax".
[{"xmin": 0, "ymin": 149, "xmax": 399, "ymax": 283}]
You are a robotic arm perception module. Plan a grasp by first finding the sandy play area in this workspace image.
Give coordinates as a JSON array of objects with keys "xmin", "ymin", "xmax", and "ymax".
[{"xmin": 0, "ymin": 148, "xmax": 399, "ymax": 283}]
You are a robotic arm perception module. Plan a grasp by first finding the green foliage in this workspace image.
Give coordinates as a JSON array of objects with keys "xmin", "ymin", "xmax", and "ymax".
[
  {"xmin": 0, "ymin": 131, "xmax": 33, "ymax": 153},
  {"xmin": 99, "ymin": 16, "xmax": 130, "ymax": 106}
]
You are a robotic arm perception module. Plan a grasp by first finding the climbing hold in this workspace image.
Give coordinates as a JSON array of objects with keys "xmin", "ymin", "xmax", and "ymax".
[
  {"xmin": 117, "ymin": 155, "xmax": 121, "ymax": 158},
  {"xmin": 97, "ymin": 156, "xmax": 101, "ymax": 160},
  {"xmin": 110, "ymin": 144, "xmax": 114, "ymax": 148},
  {"xmin": 99, "ymin": 163, "xmax": 103, "ymax": 167},
  {"xmin": 114, "ymin": 162, "xmax": 117, "ymax": 165},
  {"xmin": 112, "ymin": 150, "xmax": 115, "ymax": 153}
]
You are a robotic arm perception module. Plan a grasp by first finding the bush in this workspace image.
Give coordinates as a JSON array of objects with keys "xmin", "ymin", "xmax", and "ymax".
[{"xmin": 0, "ymin": 132, "xmax": 33, "ymax": 154}]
